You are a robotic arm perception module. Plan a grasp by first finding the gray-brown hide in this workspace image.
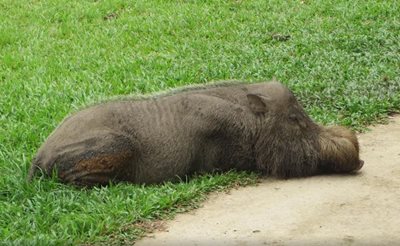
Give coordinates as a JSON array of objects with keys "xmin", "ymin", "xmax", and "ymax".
[{"xmin": 29, "ymin": 81, "xmax": 363, "ymax": 186}]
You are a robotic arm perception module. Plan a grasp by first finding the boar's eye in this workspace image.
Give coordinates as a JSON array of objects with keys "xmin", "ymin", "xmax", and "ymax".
[
  {"xmin": 289, "ymin": 113, "xmax": 307, "ymax": 128},
  {"xmin": 289, "ymin": 114, "xmax": 298, "ymax": 122}
]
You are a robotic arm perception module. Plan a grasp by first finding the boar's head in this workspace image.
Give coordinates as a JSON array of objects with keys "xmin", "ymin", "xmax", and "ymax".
[{"xmin": 246, "ymin": 82, "xmax": 363, "ymax": 178}]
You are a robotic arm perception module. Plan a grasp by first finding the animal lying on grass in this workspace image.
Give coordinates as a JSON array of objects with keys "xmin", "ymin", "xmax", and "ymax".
[{"xmin": 29, "ymin": 81, "xmax": 364, "ymax": 187}]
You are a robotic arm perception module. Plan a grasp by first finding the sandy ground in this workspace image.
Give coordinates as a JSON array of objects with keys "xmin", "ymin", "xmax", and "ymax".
[{"xmin": 136, "ymin": 116, "xmax": 400, "ymax": 246}]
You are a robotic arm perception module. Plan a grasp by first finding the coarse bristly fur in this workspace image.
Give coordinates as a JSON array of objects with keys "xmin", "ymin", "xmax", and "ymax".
[{"xmin": 28, "ymin": 80, "xmax": 364, "ymax": 187}]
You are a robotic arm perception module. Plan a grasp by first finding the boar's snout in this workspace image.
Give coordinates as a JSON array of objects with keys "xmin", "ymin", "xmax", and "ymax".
[
  {"xmin": 355, "ymin": 159, "xmax": 364, "ymax": 171},
  {"xmin": 319, "ymin": 126, "xmax": 363, "ymax": 174}
]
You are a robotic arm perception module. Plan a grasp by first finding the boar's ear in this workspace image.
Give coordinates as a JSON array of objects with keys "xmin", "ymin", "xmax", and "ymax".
[{"xmin": 247, "ymin": 93, "xmax": 270, "ymax": 113}]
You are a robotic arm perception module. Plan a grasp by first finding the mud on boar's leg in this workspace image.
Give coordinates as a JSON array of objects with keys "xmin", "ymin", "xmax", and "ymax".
[{"xmin": 318, "ymin": 126, "xmax": 364, "ymax": 173}]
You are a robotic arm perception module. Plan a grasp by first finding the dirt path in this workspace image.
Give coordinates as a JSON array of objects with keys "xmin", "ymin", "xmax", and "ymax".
[{"xmin": 136, "ymin": 116, "xmax": 400, "ymax": 246}]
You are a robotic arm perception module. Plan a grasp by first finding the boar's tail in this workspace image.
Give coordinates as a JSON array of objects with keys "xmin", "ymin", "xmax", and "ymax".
[{"xmin": 27, "ymin": 156, "xmax": 41, "ymax": 182}]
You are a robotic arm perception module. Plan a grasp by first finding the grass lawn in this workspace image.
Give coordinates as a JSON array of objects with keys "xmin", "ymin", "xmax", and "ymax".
[{"xmin": 0, "ymin": 0, "xmax": 399, "ymax": 244}]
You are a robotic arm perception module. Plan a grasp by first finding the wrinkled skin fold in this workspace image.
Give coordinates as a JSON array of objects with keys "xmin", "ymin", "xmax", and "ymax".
[{"xmin": 29, "ymin": 81, "xmax": 364, "ymax": 187}]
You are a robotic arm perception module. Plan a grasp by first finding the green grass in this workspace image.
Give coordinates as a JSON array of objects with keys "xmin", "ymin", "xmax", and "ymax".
[{"xmin": 0, "ymin": 0, "xmax": 399, "ymax": 244}]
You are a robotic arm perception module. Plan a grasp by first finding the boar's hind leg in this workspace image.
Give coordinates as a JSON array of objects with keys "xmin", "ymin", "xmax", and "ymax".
[{"xmin": 55, "ymin": 133, "xmax": 135, "ymax": 187}]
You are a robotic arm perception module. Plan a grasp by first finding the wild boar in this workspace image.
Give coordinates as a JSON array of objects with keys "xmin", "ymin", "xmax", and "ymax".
[{"xmin": 28, "ymin": 81, "xmax": 363, "ymax": 186}]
